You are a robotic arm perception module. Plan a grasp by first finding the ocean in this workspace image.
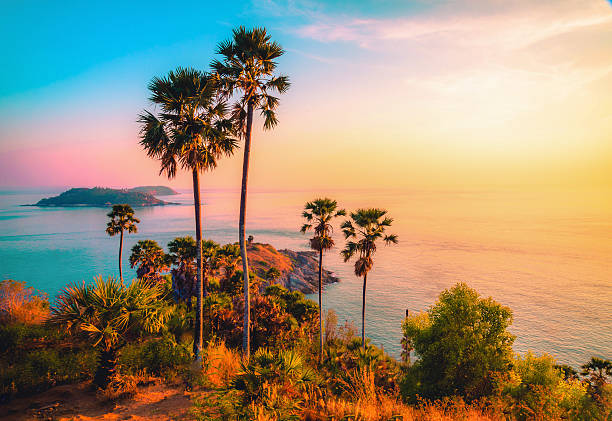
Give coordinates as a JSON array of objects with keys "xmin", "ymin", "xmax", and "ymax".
[{"xmin": 0, "ymin": 187, "xmax": 610, "ymax": 367}]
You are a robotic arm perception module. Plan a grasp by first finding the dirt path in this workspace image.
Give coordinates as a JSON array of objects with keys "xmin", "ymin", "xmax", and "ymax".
[{"xmin": 0, "ymin": 381, "xmax": 196, "ymax": 420}]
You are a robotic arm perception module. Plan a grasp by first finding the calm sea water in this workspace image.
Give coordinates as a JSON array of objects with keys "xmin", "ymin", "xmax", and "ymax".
[{"xmin": 0, "ymin": 188, "xmax": 610, "ymax": 367}]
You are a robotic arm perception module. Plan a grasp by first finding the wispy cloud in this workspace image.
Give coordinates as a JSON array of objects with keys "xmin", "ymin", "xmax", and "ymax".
[{"xmin": 294, "ymin": 0, "xmax": 612, "ymax": 51}]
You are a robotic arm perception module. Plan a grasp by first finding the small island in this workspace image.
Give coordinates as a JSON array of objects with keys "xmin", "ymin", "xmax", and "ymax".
[
  {"xmin": 128, "ymin": 185, "xmax": 179, "ymax": 196},
  {"xmin": 30, "ymin": 187, "xmax": 177, "ymax": 207}
]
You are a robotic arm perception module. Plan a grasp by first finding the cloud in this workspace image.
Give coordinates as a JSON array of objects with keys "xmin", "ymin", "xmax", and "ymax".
[{"xmin": 293, "ymin": 0, "xmax": 612, "ymax": 51}]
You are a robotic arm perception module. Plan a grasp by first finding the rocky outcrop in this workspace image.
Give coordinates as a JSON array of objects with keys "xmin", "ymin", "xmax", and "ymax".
[
  {"xmin": 246, "ymin": 243, "xmax": 340, "ymax": 294},
  {"xmin": 278, "ymin": 249, "xmax": 340, "ymax": 293}
]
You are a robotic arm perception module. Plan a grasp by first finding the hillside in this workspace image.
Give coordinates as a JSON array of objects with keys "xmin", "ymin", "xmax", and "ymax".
[
  {"xmin": 129, "ymin": 186, "xmax": 179, "ymax": 196},
  {"xmin": 31, "ymin": 187, "xmax": 176, "ymax": 207},
  {"xmin": 247, "ymin": 243, "xmax": 339, "ymax": 293}
]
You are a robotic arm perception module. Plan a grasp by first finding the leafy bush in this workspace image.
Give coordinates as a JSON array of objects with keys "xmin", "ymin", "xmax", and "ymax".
[
  {"xmin": 0, "ymin": 280, "xmax": 49, "ymax": 325},
  {"xmin": 0, "ymin": 347, "xmax": 97, "ymax": 399},
  {"xmin": 402, "ymin": 283, "xmax": 515, "ymax": 400},
  {"xmin": 118, "ymin": 336, "xmax": 192, "ymax": 377}
]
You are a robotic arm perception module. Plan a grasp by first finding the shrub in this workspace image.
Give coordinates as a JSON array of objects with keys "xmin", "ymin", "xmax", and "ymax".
[
  {"xmin": 0, "ymin": 347, "xmax": 97, "ymax": 399},
  {"xmin": 118, "ymin": 336, "xmax": 192, "ymax": 377},
  {"xmin": 0, "ymin": 280, "xmax": 49, "ymax": 325},
  {"xmin": 202, "ymin": 341, "xmax": 241, "ymax": 389},
  {"xmin": 402, "ymin": 283, "xmax": 515, "ymax": 400}
]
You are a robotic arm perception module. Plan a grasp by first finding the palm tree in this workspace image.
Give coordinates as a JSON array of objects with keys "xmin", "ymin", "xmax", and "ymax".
[
  {"xmin": 212, "ymin": 26, "xmax": 290, "ymax": 359},
  {"xmin": 219, "ymin": 243, "xmax": 241, "ymax": 292},
  {"xmin": 300, "ymin": 198, "xmax": 345, "ymax": 361},
  {"xmin": 106, "ymin": 204, "xmax": 139, "ymax": 281},
  {"xmin": 129, "ymin": 239, "xmax": 169, "ymax": 282},
  {"xmin": 168, "ymin": 236, "xmax": 197, "ymax": 305},
  {"xmin": 341, "ymin": 209, "xmax": 398, "ymax": 349},
  {"xmin": 139, "ymin": 67, "xmax": 238, "ymax": 360},
  {"xmin": 49, "ymin": 276, "xmax": 169, "ymax": 388}
]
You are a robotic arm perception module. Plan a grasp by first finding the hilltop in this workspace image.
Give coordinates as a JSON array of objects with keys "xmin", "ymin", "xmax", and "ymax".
[
  {"xmin": 31, "ymin": 187, "xmax": 177, "ymax": 207},
  {"xmin": 247, "ymin": 242, "xmax": 339, "ymax": 293},
  {"xmin": 128, "ymin": 186, "xmax": 179, "ymax": 196}
]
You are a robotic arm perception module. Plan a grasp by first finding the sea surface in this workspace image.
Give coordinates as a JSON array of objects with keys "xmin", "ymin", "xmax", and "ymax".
[{"xmin": 0, "ymin": 188, "xmax": 610, "ymax": 367}]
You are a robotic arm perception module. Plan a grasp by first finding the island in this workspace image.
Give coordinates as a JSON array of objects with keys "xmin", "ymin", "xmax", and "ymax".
[
  {"xmin": 30, "ymin": 187, "xmax": 177, "ymax": 207},
  {"xmin": 247, "ymin": 243, "xmax": 339, "ymax": 293},
  {"xmin": 128, "ymin": 186, "xmax": 179, "ymax": 196}
]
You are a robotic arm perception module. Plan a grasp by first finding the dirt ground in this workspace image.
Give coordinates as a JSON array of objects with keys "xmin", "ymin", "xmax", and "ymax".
[{"xmin": 0, "ymin": 381, "xmax": 196, "ymax": 421}]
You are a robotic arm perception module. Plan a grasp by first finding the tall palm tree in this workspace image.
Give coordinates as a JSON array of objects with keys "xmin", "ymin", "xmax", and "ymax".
[
  {"xmin": 300, "ymin": 198, "xmax": 345, "ymax": 362},
  {"xmin": 106, "ymin": 204, "xmax": 139, "ymax": 281},
  {"xmin": 139, "ymin": 67, "xmax": 238, "ymax": 360},
  {"xmin": 129, "ymin": 240, "xmax": 169, "ymax": 282},
  {"xmin": 212, "ymin": 26, "xmax": 290, "ymax": 359},
  {"xmin": 341, "ymin": 209, "xmax": 398, "ymax": 350},
  {"xmin": 49, "ymin": 276, "xmax": 169, "ymax": 389}
]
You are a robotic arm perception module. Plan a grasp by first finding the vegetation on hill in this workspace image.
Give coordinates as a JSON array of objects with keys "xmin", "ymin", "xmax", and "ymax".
[
  {"xmin": 32, "ymin": 187, "xmax": 173, "ymax": 207},
  {"xmin": 128, "ymin": 185, "xmax": 178, "ymax": 195}
]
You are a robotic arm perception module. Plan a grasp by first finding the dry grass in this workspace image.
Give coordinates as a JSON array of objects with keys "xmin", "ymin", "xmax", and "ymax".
[
  {"xmin": 202, "ymin": 340, "xmax": 241, "ymax": 389},
  {"xmin": 0, "ymin": 279, "xmax": 49, "ymax": 325}
]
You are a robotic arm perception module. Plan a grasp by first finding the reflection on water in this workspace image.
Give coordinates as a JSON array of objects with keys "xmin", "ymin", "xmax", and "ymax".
[{"xmin": 0, "ymin": 187, "xmax": 610, "ymax": 366}]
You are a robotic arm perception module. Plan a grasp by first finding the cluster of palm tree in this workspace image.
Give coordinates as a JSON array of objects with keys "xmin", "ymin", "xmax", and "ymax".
[
  {"xmin": 301, "ymin": 199, "xmax": 398, "ymax": 360},
  {"xmin": 58, "ymin": 27, "xmax": 399, "ymax": 369},
  {"xmin": 137, "ymin": 26, "xmax": 289, "ymax": 361}
]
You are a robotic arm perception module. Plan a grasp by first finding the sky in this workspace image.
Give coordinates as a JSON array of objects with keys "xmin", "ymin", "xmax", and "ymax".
[{"xmin": 1, "ymin": 0, "xmax": 611, "ymax": 191}]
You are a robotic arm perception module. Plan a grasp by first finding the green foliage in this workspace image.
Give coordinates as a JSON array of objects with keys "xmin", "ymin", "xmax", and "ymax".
[
  {"xmin": 264, "ymin": 284, "xmax": 318, "ymax": 323},
  {"xmin": 48, "ymin": 276, "xmax": 171, "ymax": 388},
  {"xmin": 402, "ymin": 282, "xmax": 515, "ymax": 400},
  {"xmin": 106, "ymin": 204, "xmax": 139, "ymax": 236},
  {"xmin": 233, "ymin": 348, "xmax": 316, "ymax": 403},
  {"xmin": 118, "ymin": 336, "xmax": 192, "ymax": 377},
  {"xmin": 0, "ymin": 323, "xmax": 60, "ymax": 355}
]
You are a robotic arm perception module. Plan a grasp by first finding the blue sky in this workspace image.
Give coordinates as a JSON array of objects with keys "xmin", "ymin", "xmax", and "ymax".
[{"xmin": 1, "ymin": 0, "xmax": 611, "ymax": 189}]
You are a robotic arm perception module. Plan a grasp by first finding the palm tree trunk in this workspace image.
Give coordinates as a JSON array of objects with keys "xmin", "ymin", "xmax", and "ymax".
[
  {"xmin": 318, "ymin": 248, "xmax": 324, "ymax": 363},
  {"xmin": 93, "ymin": 347, "xmax": 118, "ymax": 389},
  {"xmin": 119, "ymin": 230, "xmax": 123, "ymax": 281},
  {"xmin": 192, "ymin": 169, "xmax": 204, "ymax": 361},
  {"xmin": 240, "ymin": 101, "xmax": 254, "ymax": 360},
  {"xmin": 362, "ymin": 272, "xmax": 367, "ymax": 350}
]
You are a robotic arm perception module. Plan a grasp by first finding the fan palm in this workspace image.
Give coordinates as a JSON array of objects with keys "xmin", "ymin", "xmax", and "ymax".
[
  {"xmin": 212, "ymin": 26, "xmax": 290, "ymax": 359},
  {"xmin": 48, "ymin": 276, "xmax": 169, "ymax": 388},
  {"xmin": 341, "ymin": 209, "xmax": 398, "ymax": 349},
  {"xmin": 129, "ymin": 239, "xmax": 168, "ymax": 282},
  {"xmin": 106, "ymin": 204, "xmax": 139, "ymax": 281},
  {"xmin": 218, "ymin": 243, "xmax": 241, "ymax": 292},
  {"xmin": 138, "ymin": 67, "xmax": 238, "ymax": 360},
  {"xmin": 301, "ymin": 198, "xmax": 345, "ymax": 362}
]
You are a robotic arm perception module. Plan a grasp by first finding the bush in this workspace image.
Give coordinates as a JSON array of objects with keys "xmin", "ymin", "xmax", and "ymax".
[
  {"xmin": 402, "ymin": 283, "xmax": 515, "ymax": 400},
  {"xmin": 0, "ymin": 280, "xmax": 49, "ymax": 325},
  {"xmin": 0, "ymin": 347, "xmax": 97, "ymax": 399},
  {"xmin": 118, "ymin": 336, "xmax": 192, "ymax": 377}
]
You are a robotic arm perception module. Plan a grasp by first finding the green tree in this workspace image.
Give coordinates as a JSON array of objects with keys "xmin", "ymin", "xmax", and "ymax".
[
  {"xmin": 129, "ymin": 240, "xmax": 168, "ymax": 282},
  {"xmin": 105, "ymin": 204, "xmax": 139, "ymax": 281},
  {"xmin": 139, "ymin": 67, "xmax": 237, "ymax": 360},
  {"xmin": 341, "ymin": 208, "xmax": 397, "ymax": 349},
  {"xmin": 300, "ymin": 198, "xmax": 345, "ymax": 362},
  {"xmin": 581, "ymin": 356, "xmax": 612, "ymax": 405},
  {"xmin": 48, "ymin": 276, "xmax": 169, "ymax": 388},
  {"xmin": 212, "ymin": 26, "xmax": 290, "ymax": 359},
  {"xmin": 402, "ymin": 283, "xmax": 515, "ymax": 400}
]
